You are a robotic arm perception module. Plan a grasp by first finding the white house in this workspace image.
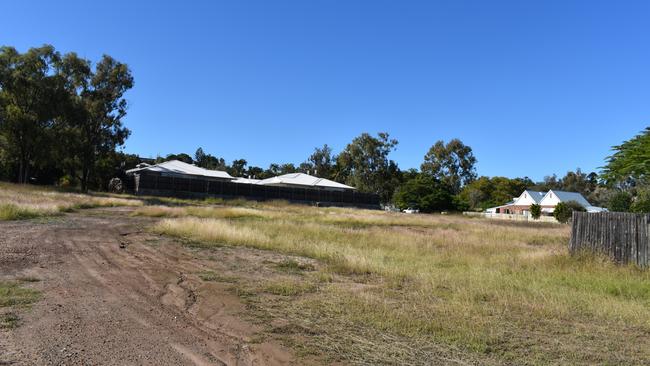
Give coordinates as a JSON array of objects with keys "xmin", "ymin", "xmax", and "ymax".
[
  {"xmin": 486, "ymin": 189, "xmax": 607, "ymax": 215},
  {"xmin": 539, "ymin": 190, "xmax": 607, "ymax": 213}
]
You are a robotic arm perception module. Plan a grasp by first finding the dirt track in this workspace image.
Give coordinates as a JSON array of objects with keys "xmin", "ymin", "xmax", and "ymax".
[{"xmin": 0, "ymin": 207, "xmax": 298, "ymax": 365}]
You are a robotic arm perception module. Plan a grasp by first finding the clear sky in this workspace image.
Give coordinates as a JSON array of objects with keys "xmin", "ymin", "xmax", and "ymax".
[{"xmin": 2, "ymin": 1, "xmax": 649, "ymax": 181}]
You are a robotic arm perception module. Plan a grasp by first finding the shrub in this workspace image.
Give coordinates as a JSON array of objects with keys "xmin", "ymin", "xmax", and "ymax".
[
  {"xmin": 554, "ymin": 201, "xmax": 585, "ymax": 223},
  {"xmin": 530, "ymin": 203, "xmax": 541, "ymax": 219},
  {"xmin": 608, "ymin": 191, "xmax": 632, "ymax": 212},
  {"xmin": 631, "ymin": 188, "xmax": 650, "ymax": 213}
]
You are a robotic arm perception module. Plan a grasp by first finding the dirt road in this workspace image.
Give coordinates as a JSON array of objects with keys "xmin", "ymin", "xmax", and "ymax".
[{"xmin": 0, "ymin": 207, "xmax": 297, "ymax": 365}]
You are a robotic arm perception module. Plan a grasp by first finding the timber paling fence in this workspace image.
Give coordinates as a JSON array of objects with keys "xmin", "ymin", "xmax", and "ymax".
[
  {"xmin": 131, "ymin": 173, "xmax": 380, "ymax": 208},
  {"xmin": 570, "ymin": 211, "xmax": 650, "ymax": 267}
]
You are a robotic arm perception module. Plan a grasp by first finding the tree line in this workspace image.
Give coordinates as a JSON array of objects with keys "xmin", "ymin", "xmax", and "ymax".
[{"xmin": 2, "ymin": 45, "xmax": 648, "ymax": 213}]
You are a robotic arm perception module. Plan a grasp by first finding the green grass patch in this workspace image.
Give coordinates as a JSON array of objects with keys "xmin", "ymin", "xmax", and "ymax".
[
  {"xmin": 0, "ymin": 312, "xmax": 21, "ymax": 329},
  {"xmin": 197, "ymin": 270, "xmax": 238, "ymax": 283},
  {"xmin": 264, "ymin": 281, "xmax": 317, "ymax": 296},
  {"xmin": 274, "ymin": 259, "xmax": 315, "ymax": 274},
  {"xmin": 0, "ymin": 203, "xmax": 43, "ymax": 220},
  {"xmin": 0, "ymin": 281, "xmax": 40, "ymax": 307}
]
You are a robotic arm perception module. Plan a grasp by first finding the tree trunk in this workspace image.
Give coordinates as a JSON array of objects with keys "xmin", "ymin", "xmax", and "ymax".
[{"xmin": 81, "ymin": 167, "xmax": 89, "ymax": 192}]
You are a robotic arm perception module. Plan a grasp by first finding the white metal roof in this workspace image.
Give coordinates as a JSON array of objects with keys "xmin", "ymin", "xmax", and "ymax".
[
  {"xmin": 126, "ymin": 160, "xmax": 234, "ymax": 180},
  {"xmin": 547, "ymin": 190, "xmax": 592, "ymax": 207},
  {"xmin": 256, "ymin": 173, "xmax": 356, "ymax": 190},
  {"xmin": 523, "ymin": 190, "xmax": 546, "ymax": 204},
  {"xmin": 233, "ymin": 177, "xmax": 262, "ymax": 184}
]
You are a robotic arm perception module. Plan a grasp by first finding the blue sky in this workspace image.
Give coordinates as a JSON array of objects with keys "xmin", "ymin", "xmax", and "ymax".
[{"xmin": 2, "ymin": 1, "xmax": 649, "ymax": 181}]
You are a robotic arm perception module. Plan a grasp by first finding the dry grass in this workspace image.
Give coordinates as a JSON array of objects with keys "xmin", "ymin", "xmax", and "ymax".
[
  {"xmin": 151, "ymin": 203, "xmax": 650, "ymax": 364},
  {"xmin": 0, "ymin": 182, "xmax": 142, "ymax": 220}
]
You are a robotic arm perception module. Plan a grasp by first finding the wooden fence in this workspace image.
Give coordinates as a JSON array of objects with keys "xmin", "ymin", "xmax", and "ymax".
[
  {"xmin": 131, "ymin": 172, "xmax": 380, "ymax": 208},
  {"xmin": 570, "ymin": 211, "xmax": 650, "ymax": 267}
]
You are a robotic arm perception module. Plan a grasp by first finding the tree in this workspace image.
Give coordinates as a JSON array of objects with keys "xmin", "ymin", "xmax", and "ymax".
[
  {"xmin": 60, "ymin": 53, "xmax": 133, "ymax": 191},
  {"xmin": 0, "ymin": 45, "xmax": 63, "ymax": 183},
  {"xmin": 265, "ymin": 163, "xmax": 281, "ymax": 177},
  {"xmin": 458, "ymin": 176, "xmax": 531, "ymax": 211},
  {"xmin": 392, "ymin": 175, "xmax": 453, "ymax": 213},
  {"xmin": 246, "ymin": 165, "xmax": 264, "ymax": 179},
  {"xmin": 308, "ymin": 144, "xmax": 334, "ymax": 178},
  {"xmin": 530, "ymin": 204, "xmax": 541, "ymax": 220},
  {"xmin": 602, "ymin": 127, "xmax": 650, "ymax": 186},
  {"xmin": 228, "ymin": 159, "xmax": 247, "ymax": 177},
  {"xmin": 559, "ymin": 169, "xmax": 599, "ymax": 197},
  {"xmin": 194, "ymin": 147, "xmax": 207, "ymax": 166},
  {"xmin": 553, "ymin": 201, "xmax": 585, "ymax": 224},
  {"xmin": 279, "ymin": 163, "xmax": 297, "ymax": 174},
  {"xmin": 532, "ymin": 174, "xmax": 562, "ymax": 191},
  {"xmin": 194, "ymin": 147, "xmax": 227, "ymax": 170},
  {"xmin": 336, "ymin": 132, "xmax": 400, "ymax": 203},
  {"xmin": 608, "ymin": 191, "xmax": 632, "ymax": 212},
  {"xmin": 163, "ymin": 153, "xmax": 193, "ymax": 164},
  {"xmin": 421, "ymin": 139, "xmax": 476, "ymax": 194}
]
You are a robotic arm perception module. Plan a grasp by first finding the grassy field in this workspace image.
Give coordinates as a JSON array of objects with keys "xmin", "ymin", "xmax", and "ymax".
[
  {"xmin": 3, "ymin": 182, "xmax": 649, "ymax": 364},
  {"xmin": 0, "ymin": 182, "xmax": 143, "ymax": 220},
  {"xmin": 144, "ymin": 202, "xmax": 650, "ymax": 365}
]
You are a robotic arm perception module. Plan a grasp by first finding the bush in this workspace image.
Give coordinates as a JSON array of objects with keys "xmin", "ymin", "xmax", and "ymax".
[
  {"xmin": 631, "ymin": 188, "xmax": 650, "ymax": 213},
  {"xmin": 553, "ymin": 200, "xmax": 586, "ymax": 224},
  {"xmin": 608, "ymin": 191, "xmax": 632, "ymax": 212},
  {"xmin": 530, "ymin": 203, "xmax": 541, "ymax": 219}
]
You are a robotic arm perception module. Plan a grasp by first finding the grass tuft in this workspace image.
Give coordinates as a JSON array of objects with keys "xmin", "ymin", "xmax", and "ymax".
[
  {"xmin": 275, "ymin": 259, "xmax": 315, "ymax": 274},
  {"xmin": 0, "ymin": 281, "xmax": 41, "ymax": 307},
  {"xmin": 197, "ymin": 270, "xmax": 238, "ymax": 283},
  {"xmin": 264, "ymin": 281, "xmax": 317, "ymax": 296}
]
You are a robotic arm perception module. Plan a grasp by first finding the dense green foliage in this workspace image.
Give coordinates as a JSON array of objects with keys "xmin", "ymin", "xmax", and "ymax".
[
  {"xmin": 335, "ymin": 132, "xmax": 400, "ymax": 203},
  {"xmin": 458, "ymin": 176, "xmax": 532, "ymax": 211},
  {"xmin": 530, "ymin": 204, "xmax": 541, "ymax": 219},
  {"xmin": 630, "ymin": 188, "xmax": 650, "ymax": 213},
  {"xmin": 553, "ymin": 201, "xmax": 586, "ymax": 224},
  {"xmin": 602, "ymin": 127, "xmax": 650, "ymax": 185},
  {"xmin": 421, "ymin": 139, "xmax": 477, "ymax": 194},
  {"xmin": 608, "ymin": 191, "xmax": 632, "ymax": 212},
  {"xmin": 0, "ymin": 45, "xmax": 133, "ymax": 191},
  {"xmin": 392, "ymin": 175, "xmax": 453, "ymax": 212}
]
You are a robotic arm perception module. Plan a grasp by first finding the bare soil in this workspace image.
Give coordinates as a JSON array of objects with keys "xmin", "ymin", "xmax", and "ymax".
[{"xmin": 0, "ymin": 207, "xmax": 302, "ymax": 366}]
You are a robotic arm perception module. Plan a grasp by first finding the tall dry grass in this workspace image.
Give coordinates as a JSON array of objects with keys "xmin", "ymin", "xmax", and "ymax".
[
  {"xmin": 152, "ymin": 204, "xmax": 650, "ymax": 363},
  {"xmin": 0, "ymin": 182, "xmax": 142, "ymax": 220}
]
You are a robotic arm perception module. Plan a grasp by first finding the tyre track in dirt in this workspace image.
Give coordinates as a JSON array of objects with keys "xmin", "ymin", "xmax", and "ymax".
[{"xmin": 0, "ymin": 207, "xmax": 296, "ymax": 366}]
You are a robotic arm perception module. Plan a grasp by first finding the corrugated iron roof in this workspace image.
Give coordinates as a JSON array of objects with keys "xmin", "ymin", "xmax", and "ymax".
[
  {"xmin": 126, "ymin": 160, "xmax": 234, "ymax": 180},
  {"xmin": 257, "ymin": 173, "xmax": 355, "ymax": 190},
  {"xmin": 547, "ymin": 190, "xmax": 592, "ymax": 207},
  {"xmin": 523, "ymin": 190, "xmax": 546, "ymax": 204}
]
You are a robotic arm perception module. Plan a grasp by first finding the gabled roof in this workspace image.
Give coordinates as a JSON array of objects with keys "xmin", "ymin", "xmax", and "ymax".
[
  {"xmin": 520, "ymin": 190, "xmax": 546, "ymax": 204},
  {"xmin": 257, "ymin": 173, "xmax": 356, "ymax": 190},
  {"xmin": 126, "ymin": 160, "xmax": 234, "ymax": 180},
  {"xmin": 546, "ymin": 190, "xmax": 591, "ymax": 207}
]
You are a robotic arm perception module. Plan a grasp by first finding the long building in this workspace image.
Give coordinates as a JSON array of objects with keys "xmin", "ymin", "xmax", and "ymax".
[{"xmin": 126, "ymin": 160, "xmax": 377, "ymax": 207}]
